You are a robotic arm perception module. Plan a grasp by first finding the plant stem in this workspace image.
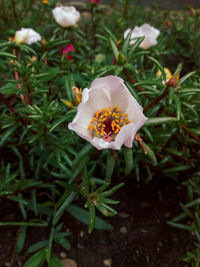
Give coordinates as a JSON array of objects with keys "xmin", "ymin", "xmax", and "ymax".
[
  {"xmin": 124, "ymin": 69, "xmax": 151, "ymax": 100},
  {"xmin": 143, "ymin": 86, "xmax": 169, "ymax": 113}
]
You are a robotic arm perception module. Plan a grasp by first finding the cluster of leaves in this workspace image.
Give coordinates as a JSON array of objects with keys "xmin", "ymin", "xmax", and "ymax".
[{"xmin": 0, "ymin": 0, "xmax": 200, "ymax": 266}]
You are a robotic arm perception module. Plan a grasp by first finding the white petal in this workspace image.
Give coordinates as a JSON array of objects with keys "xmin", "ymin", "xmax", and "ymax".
[
  {"xmin": 52, "ymin": 6, "xmax": 80, "ymax": 27},
  {"xmin": 68, "ymin": 76, "xmax": 148, "ymax": 150},
  {"xmin": 124, "ymin": 23, "xmax": 160, "ymax": 49},
  {"xmin": 14, "ymin": 28, "xmax": 41, "ymax": 45}
]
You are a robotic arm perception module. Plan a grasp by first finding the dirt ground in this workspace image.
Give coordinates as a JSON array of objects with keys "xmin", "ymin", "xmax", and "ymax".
[{"xmin": 0, "ymin": 175, "xmax": 194, "ymax": 267}]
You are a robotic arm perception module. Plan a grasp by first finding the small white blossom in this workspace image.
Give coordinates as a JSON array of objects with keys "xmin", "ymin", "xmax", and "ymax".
[
  {"xmin": 124, "ymin": 23, "xmax": 160, "ymax": 49},
  {"xmin": 14, "ymin": 28, "xmax": 41, "ymax": 45},
  {"xmin": 68, "ymin": 76, "xmax": 147, "ymax": 150},
  {"xmin": 52, "ymin": 5, "xmax": 80, "ymax": 27}
]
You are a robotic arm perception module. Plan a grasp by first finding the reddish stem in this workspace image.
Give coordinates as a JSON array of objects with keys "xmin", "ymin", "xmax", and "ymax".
[
  {"xmin": 143, "ymin": 86, "xmax": 169, "ymax": 113},
  {"xmin": 124, "ymin": 69, "xmax": 151, "ymax": 100}
]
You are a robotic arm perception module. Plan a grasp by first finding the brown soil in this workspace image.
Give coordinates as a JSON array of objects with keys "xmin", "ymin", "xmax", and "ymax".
[{"xmin": 0, "ymin": 176, "xmax": 194, "ymax": 267}]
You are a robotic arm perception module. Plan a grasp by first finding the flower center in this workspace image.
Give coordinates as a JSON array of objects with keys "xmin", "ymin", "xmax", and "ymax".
[{"xmin": 88, "ymin": 107, "xmax": 130, "ymax": 142}]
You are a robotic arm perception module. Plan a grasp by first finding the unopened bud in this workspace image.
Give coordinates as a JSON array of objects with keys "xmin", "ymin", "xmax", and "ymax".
[
  {"xmin": 42, "ymin": 39, "xmax": 47, "ymax": 46},
  {"xmin": 166, "ymin": 72, "xmax": 180, "ymax": 88},
  {"xmin": 31, "ymin": 56, "xmax": 37, "ymax": 62},
  {"xmin": 72, "ymin": 86, "xmax": 82, "ymax": 105},
  {"xmin": 61, "ymin": 99, "xmax": 74, "ymax": 108},
  {"xmin": 117, "ymin": 52, "xmax": 127, "ymax": 65}
]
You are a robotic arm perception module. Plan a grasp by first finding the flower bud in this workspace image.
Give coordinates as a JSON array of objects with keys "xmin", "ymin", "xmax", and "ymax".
[
  {"xmin": 166, "ymin": 72, "xmax": 180, "ymax": 88},
  {"xmin": 117, "ymin": 52, "xmax": 127, "ymax": 65},
  {"xmin": 61, "ymin": 99, "xmax": 74, "ymax": 108},
  {"xmin": 72, "ymin": 86, "xmax": 82, "ymax": 105}
]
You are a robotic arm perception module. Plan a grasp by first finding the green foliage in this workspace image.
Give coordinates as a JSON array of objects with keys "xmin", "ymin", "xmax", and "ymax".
[{"xmin": 0, "ymin": 0, "xmax": 200, "ymax": 266}]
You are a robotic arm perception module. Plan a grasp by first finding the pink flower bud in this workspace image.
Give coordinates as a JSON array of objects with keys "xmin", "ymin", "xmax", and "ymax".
[
  {"xmin": 89, "ymin": 0, "xmax": 100, "ymax": 4},
  {"xmin": 61, "ymin": 44, "xmax": 75, "ymax": 60}
]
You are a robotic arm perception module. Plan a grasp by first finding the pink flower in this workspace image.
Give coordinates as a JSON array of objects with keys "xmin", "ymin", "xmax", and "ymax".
[
  {"xmin": 68, "ymin": 76, "xmax": 147, "ymax": 150},
  {"xmin": 61, "ymin": 44, "xmax": 75, "ymax": 60},
  {"xmin": 89, "ymin": 0, "xmax": 100, "ymax": 3}
]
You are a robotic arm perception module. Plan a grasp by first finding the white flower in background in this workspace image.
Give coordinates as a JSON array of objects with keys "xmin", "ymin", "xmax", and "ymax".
[
  {"xmin": 124, "ymin": 23, "xmax": 160, "ymax": 49},
  {"xmin": 68, "ymin": 76, "xmax": 147, "ymax": 150},
  {"xmin": 52, "ymin": 5, "xmax": 80, "ymax": 27},
  {"xmin": 14, "ymin": 28, "xmax": 41, "ymax": 45}
]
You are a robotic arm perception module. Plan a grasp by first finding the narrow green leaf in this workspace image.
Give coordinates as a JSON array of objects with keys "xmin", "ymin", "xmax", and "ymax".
[
  {"xmin": 121, "ymin": 29, "xmax": 133, "ymax": 54},
  {"xmin": 144, "ymin": 117, "xmax": 178, "ymax": 126},
  {"xmin": 128, "ymin": 36, "xmax": 145, "ymax": 55},
  {"xmin": 23, "ymin": 248, "xmax": 46, "ymax": 267},
  {"xmin": 179, "ymin": 71, "xmax": 195, "ymax": 85},
  {"xmin": 54, "ymin": 191, "xmax": 76, "ymax": 225},
  {"xmin": 72, "ymin": 142, "xmax": 95, "ymax": 170},
  {"xmin": 54, "ymin": 237, "xmax": 71, "ymax": 251},
  {"xmin": 99, "ymin": 183, "xmax": 124, "ymax": 198},
  {"xmin": 0, "ymin": 52, "xmax": 17, "ymax": 59},
  {"xmin": 95, "ymin": 202, "xmax": 117, "ymax": 217},
  {"xmin": 163, "ymin": 165, "xmax": 191, "ymax": 173},
  {"xmin": 148, "ymin": 56, "xmax": 166, "ymax": 81},
  {"xmin": 168, "ymin": 87, "xmax": 175, "ymax": 105},
  {"xmin": 103, "ymin": 26, "xmax": 117, "ymax": 43},
  {"xmin": 143, "ymin": 142, "xmax": 157, "ymax": 166},
  {"xmin": 123, "ymin": 146, "xmax": 133, "ymax": 176},
  {"xmin": 110, "ymin": 39, "xmax": 119, "ymax": 60},
  {"xmin": 88, "ymin": 202, "xmax": 96, "ymax": 234},
  {"xmin": 49, "ymin": 255, "xmax": 63, "ymax": 267},
  {"xmin": 105, "ymin": 151, "xmax": 116, "ymax": 183},
  {"xmin": 0, "ymin": 126, "xmax": 18, "ymax": 146},
  {"xmin": 167, "ymin": 221, "xmax": 191, "ymax": 231},
  {"xmin": 66, "ymin": 205, "xmax": 112, "ymax": 230},
  {"xmin": 27, "ymin": 240, "xmax": 49, "ymax": 254},
  {"xmin": 174, "ymin": 95, "xmax": 181, "ymax": 120},
  {"xmin": 17, "ymin": 226, "xmax": 27, "ymax": 253}
]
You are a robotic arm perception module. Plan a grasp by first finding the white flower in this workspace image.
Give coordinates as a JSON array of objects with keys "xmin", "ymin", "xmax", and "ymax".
[
  {"xmin": 124, "ymin": 23, "xmax": 160, "ymax": 49},
  {"xmin": 68, "ymin": 76, "xmax": 147, "ymax": 150},
  {"xmin": 14, "ymin": 28, "xmax": 41, "ymax": 45},
  {"xmin": 52, "ymin": 5, "xmax": 80, "ymax": 27}
]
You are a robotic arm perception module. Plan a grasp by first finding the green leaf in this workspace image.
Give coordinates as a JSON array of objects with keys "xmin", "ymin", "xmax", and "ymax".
[
  {"xmin": 49, "ymin": 255, "xmax": 63, "ymax": 267},
  {"xmin": 123, "ymin": 146, "xmax": 133, "ymax": 175},
  {"xmin": 49, "ymin": 116, "xmax": 69, "ymax": 132},
  {"xmin": 99, "ymin": 183, "xmax": 124, "ymax": 198},
  {"xmin": 88, "ymin": 202, "xmax": 96, "ymax": 234},
  {"xmin": 103, "ymin": 26, "xmax": 117, "ymax": 43},
  {"xmin": 147, "ymin": 56, "xmax": 166, "ymax": 81},
  {"xmin": 143, "ymin": 142, "xmax": 157, "ymax": 166},
  {"xmin": 27, "ymin": 240, "xmax": 49, "ymax": 254},
  {"xmin": 179, "ymin": 72, "xmax": 195, "ymax": 85},
  {"xmin": 54, "ymin": 191, "xmax": 76, "ymax": 225},
  {"xmin": 23, "ymin": 249, "xmax": 46, "ymax": 267},
  {"xmin": 144, "ymin": 117, "xmax": 178, "ymax": 126},
  {"xmin": 17, "ymin": 226, "xmax": 27, "ymax": 253},
  {"xmin": 163, "ymin": 165, "xmax": 191, "ymax": 173},
  {"xmin": 72, "ymin": 142, "xmax": 95, "ymax": 170},
  {"xmin": 128, "ymin": 36, "xmax": 145, "ymax": 55},
  {"xmin": 54, "ymin": 237, "xmax": 71, "ymax": 251},
  {"xmin": 0, "ymin": 126, "xmax": 18, "ymax": 146},
  {"xmin": 121, "ymin": 29, "xmax": 133, "ymax": 54},
  {"xmin": 95, "ymin": 202, "xmax": 117, "ymax": 217},
  {"xmin": 0, "ymin": 52, "xmax": 17, "ymax": 59},
  {"xmin": 66, "ymin": 205, "xmax": 113, "ymax": 230},
  {"xmin": 174, "ymin": 95, "xmax": 181, "ymax": 120},
  {"xmin": 105, "ymin": 151, "xmax": 116, "ymax": 183},
  {"xmin": 167, "ymin": 221, "xmax": 191, "ymax": 231},
  {"xmin": 110, "ymin": 39, "xmax": 119, "ymax": 60}
]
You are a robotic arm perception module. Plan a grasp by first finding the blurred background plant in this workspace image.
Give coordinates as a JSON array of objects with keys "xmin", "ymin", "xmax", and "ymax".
[{"xmin": 0, "ymin": 0, "xmax": 200, "ymax": 266}]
